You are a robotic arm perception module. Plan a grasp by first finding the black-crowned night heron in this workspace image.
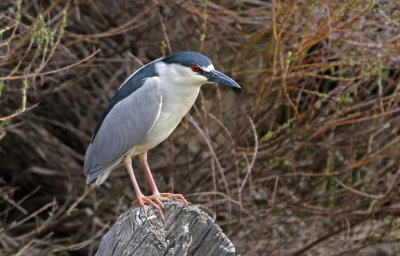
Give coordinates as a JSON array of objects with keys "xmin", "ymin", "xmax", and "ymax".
[{"xmin": 84, "ymin": 51, "xmax": 240, "ymax": 219}]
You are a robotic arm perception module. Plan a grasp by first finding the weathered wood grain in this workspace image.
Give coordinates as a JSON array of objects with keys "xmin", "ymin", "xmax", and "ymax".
[{"xmin": 96, "ymin": 199, "xmax": 235, "ymax": 256}]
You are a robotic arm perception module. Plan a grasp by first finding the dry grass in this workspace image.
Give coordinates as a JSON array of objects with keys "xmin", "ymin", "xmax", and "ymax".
[{"xmin": 1, "ymin": 0, "xmax": 400, "ymax": 255}]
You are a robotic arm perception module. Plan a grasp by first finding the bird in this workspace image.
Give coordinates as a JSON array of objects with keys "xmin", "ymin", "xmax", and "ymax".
[{"xmin": 84, "ymin": 51, "xmax": 241, "ymax": 219}]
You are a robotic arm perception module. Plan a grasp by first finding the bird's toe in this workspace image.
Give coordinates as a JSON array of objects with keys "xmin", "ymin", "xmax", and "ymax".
[
  {"xmin": 132, "ymin": 195, "xmax": 165, "ymax": 221},
  {"xmin": 157, "ymin": 193, "xmax": 189, "ymax": 206}
]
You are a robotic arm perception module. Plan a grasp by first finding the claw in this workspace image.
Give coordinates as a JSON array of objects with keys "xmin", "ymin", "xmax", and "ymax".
[
  {"xmin": 131, "ymin": 193, "xmax": 188, "ymax": 221},
  {"xmin": 132, "ymin": 195, "xmax": 165, "ymax": 220}
]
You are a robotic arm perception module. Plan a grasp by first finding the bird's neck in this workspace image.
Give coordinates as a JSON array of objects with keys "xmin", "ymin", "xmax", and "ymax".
[{"xmin": 161, "ymin": 80, "xmax": 200, "ymax": 109}]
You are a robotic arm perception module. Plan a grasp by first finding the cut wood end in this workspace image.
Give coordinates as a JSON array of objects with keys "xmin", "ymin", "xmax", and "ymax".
[{"xmin": 96, "ymin": 198, "xmax": 235, "ymax": 256}]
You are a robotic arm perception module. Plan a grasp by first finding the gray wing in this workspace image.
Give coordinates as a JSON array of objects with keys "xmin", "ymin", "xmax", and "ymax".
[{"xmin": 84, "ymin": 78, "xmax": 162, "ymax": 183}]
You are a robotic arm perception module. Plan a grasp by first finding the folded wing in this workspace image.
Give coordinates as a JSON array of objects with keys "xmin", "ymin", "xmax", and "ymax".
[{"xmin": 84, "ymin": 78, "xmax": 162, "ymax": 184}]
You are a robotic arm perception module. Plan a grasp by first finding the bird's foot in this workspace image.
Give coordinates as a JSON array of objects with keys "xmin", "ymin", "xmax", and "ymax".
[
  {"xmin": 132, "ymin": 194, "xmax": 165, "ymax": 220},
  {"xmin": 155, "ymin": 192, "xmax": 189, "ymax": 207},
  {"xmin": 131, "ymin": 193, "xmax": 188, "ymax": 221}
]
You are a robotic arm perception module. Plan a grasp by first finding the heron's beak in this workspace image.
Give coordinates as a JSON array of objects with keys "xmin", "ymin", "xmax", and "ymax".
[{"xmin": 207, "ymin": 70, "xmax": 241, "ymax": 89}]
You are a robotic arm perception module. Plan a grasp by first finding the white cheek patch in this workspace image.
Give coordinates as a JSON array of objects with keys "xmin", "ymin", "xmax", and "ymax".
[
  {"xmin": 201, "ymin": 64, "xmax": 214, "ymax": 72},
  {"xmin": 157, "ymin": 62, "xmax": 207, "ymax": 86}
]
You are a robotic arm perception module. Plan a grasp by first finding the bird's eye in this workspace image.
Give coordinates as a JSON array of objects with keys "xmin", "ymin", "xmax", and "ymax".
[{"xmin": 191, "ymin": 65, "xmax": 200, "ymax": 72}]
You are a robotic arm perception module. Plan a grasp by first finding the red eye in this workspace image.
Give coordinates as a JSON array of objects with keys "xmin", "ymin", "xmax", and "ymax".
[{"xmin": 191, "ymin": 65, "xmax": 200, "ymax": 72}]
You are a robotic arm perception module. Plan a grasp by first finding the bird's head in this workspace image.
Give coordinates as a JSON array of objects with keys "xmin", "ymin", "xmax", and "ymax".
[{"xmin": 158, "ymin": 51, "xmax": 241, "ymax": 89}]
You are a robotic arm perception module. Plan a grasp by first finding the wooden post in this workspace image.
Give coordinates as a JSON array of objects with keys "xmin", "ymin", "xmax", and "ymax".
[{"xmin": 96, "ymin": 199, "xmax": 235, "ymax": 256}]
